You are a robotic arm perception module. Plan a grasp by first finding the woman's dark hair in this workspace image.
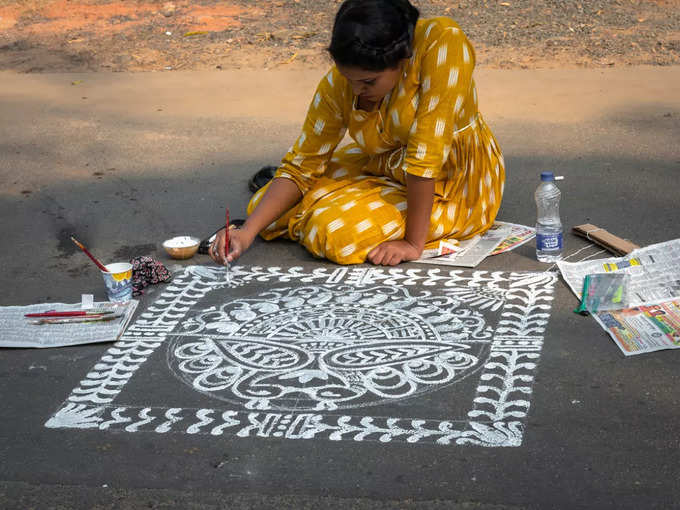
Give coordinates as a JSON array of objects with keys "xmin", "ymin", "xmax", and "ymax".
[{"xmin": 328, "ymin": 0, "xmax": 420, "ymax": 71}]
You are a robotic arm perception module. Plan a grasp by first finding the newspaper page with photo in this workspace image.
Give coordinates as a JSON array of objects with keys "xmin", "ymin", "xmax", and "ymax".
[
  {"xmin": 558, "ymin": 238, "xmax": 680, "ymax": 355},
  {"xmin": 593, "ymin": 300, "xmax": 680, "ymax": 356},
  {"xmin": 490, "ymin": 221, "xmax": 536, "ymax": 255}
]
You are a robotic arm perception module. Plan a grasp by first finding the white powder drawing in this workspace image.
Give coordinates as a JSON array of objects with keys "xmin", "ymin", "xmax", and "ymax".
[
  {"xmin": 46, "ymin": 265, "xmax": 556, "ymax": 447},
  {"xmin": 170, "ymin": 284, "xmax": 492, "ymax": 411}
]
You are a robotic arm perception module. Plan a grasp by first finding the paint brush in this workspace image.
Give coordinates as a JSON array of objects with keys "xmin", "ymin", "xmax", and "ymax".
[
  {"xmin": 28, "ymin": 314, "xmax": 122, "ymax": 325},
  {"xmin": 225, "ymin": 207, "xmax": 231, "ymax": 284},
  {"xmin": 25, "ymin": 310, "xmax": 115, "ymax": 318},
  {"xmin": 71, "ymin": 235, "xmax": 109, "ymax": 272}
]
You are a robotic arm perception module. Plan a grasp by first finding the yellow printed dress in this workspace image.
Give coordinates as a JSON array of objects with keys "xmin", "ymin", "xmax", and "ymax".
[{"xmin": 248, "ymin": 17, "xmax": 505, "ymax": 264}]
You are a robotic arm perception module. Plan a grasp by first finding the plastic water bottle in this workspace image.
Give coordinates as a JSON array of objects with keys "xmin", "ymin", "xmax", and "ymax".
[{"xmin": 535, "ymin": 171, "xmax": 563, "ymax": 262}]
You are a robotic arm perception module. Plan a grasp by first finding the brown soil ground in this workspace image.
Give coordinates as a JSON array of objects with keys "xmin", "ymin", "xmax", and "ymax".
[{"xmin": 0, "ymin": 0, "xmax": 679, "ymax": 72}]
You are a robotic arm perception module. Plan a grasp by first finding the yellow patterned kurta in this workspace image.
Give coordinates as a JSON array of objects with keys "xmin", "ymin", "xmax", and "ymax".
[{"xmin": 248, "ymin": 17, "xmax": 505, "ymax": 264}]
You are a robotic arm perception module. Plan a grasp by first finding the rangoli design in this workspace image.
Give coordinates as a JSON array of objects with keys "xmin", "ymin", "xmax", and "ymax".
[{"xmin": 46, "ymin": 265, "xmax": 556, "ymax": 447}]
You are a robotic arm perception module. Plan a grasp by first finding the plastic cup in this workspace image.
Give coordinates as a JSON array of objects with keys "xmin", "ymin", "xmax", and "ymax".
[{"xmin": 101, "ymin": 262, "xmax": 133, "ymax": 303}]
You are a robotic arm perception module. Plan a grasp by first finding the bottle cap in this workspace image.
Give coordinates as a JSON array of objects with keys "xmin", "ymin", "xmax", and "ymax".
[{"xmin": 540, "ymin": 171, "xmax": 555, "ymax": 181}]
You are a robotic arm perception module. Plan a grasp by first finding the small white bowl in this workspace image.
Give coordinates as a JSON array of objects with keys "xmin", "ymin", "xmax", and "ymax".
[{"xmin": 162, "ymin": 236, "xmax": 201, "ymax": 260}]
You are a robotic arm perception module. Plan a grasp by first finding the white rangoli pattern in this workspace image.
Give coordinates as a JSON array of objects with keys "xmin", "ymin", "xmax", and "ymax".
[
  {"xmin": 170, "ymin": 284, "xmax": 491, "ymax": 411},
  {"xmin": 45, "ymin": 265, "xmax": 556, "ymax": 447}
]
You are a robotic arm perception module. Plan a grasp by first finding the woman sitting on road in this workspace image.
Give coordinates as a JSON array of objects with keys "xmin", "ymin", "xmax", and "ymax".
[{"xmin": 210, "ymin": 0, "xmax": 505, "ymax": 266}]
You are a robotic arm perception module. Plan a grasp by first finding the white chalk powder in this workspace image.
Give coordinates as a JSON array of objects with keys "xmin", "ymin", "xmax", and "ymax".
[{"xmin": 164, "ymin": 236, "xmax": 198, "ymax": 248}]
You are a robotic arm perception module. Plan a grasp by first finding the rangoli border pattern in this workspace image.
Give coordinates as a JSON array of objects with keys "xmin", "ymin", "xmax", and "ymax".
[{"xmin": 45, "ymin": 265, "xmax": 556, "ymax": 447}]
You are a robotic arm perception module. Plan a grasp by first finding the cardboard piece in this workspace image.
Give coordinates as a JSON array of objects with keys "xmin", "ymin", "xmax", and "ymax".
[{"xmin": 572, "ymin": 224, "xmax": 640, "ymax": 256}]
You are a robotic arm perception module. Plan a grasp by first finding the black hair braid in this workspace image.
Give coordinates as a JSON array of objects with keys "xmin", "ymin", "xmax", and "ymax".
[{"xmin": 329, "ymin": 0, "xmax": 420, "ymax": 71}]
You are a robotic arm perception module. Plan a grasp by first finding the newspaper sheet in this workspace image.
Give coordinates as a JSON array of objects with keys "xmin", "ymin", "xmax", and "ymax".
[
  {"xmin": 594, "ymin": 300, "xmax": 680, "ymax": 356},
  {"xmin": 417, "ymin": 236, "xmax": 479, "ymax": 262},
  {"xmin": 557, "ymin": 238, "xmax": 680, "ymax": 307},
  {"xmin": 414, "ymin": 223, "xmax": 512, "ymax": 267},
  {"xmin": 414, "ymin": 222, "xmax": 533, "ymax": 266},
  {"xmin": 0, "ymin": 300, "xmax": 138, "ymax": 348},
  {"xmin": 490, "ymin": 221, "xmax": 536, "ymax": 255}
]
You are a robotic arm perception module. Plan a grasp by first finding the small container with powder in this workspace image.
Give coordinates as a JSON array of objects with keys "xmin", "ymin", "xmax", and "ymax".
[{"xmin": 162, "ymin": 236, "xmax": 201, "ymax": 260}]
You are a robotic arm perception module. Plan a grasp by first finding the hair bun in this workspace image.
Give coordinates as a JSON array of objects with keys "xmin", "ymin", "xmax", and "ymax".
[{"xmin": 393, "ymin": 0, "xmax": 419, "ymax": 26}]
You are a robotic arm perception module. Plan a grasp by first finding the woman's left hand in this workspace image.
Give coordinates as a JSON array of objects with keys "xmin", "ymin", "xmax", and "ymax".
[{"xmin": 367, "ymin": 240, "xmax": 422, "ymax": 266}]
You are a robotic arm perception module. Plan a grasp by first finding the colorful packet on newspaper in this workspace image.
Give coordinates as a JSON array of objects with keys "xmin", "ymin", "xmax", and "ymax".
[{"xmin": 574, "ymin": 273, "xmax": 630, "ymax": 315}]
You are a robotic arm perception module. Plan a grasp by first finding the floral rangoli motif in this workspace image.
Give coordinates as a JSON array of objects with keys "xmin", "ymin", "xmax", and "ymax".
[{"xmin": 169, "ymin": 284, "xmax": 494, "ymax": 411}]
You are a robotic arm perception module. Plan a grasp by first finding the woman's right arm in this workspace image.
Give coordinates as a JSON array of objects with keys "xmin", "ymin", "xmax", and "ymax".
[
  {"xmin": 209, "ymin": 177, "xmax": 302, "ymax": 265},
  {"xmin": 210, "ymin": 67, "xmax": 349, "ymax": 265}
]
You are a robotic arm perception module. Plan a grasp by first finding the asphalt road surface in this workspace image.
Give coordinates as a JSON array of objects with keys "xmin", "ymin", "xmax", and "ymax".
[{"xmin": 1, "ymin": 66, "xmax": 679, "ymax": 509}]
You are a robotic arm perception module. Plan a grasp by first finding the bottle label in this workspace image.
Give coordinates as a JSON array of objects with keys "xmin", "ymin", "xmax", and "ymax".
[{"xmin": 536, "ymin": 232, "xmax": 563, "ymax": 251}]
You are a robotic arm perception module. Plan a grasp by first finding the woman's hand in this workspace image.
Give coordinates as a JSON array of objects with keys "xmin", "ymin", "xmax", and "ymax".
[
  {"xmin": 209, "ymin": 227, "xmax": 256, "ymax": 265},
  {"xmin": 367, "ymin": 173, "xmax": 434, "ymax": 266},
  {"xmin": 367, "ymin": 239, "xmax": 422, "ymax": 266},
  {"xmin": 208, "ymin": 177, "xmax": 302, "ymax": 266}
]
